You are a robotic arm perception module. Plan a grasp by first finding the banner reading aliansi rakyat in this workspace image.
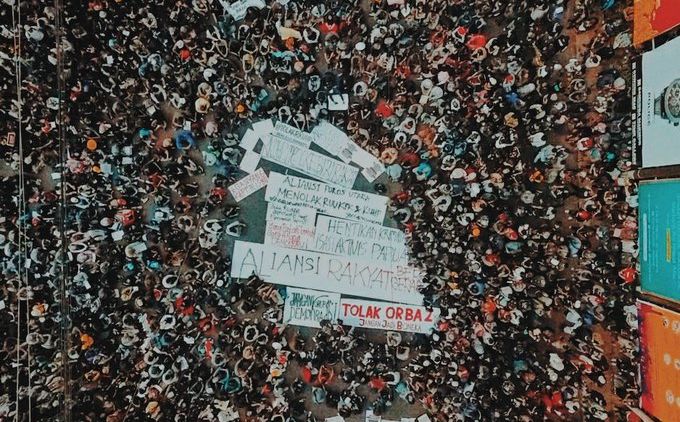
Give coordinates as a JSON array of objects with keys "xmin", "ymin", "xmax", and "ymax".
[
  {"xmin": 230, "ymin": 240, "xmax": 424, "ymax": 305},
  {"xmin": 265, "ymin": 171, "xmax": 387, "ymax": 225}
]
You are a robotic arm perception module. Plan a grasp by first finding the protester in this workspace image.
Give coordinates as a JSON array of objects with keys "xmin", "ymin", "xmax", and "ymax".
[{"xmin": 1, "ymin": 0, "xmax": 641, "ymax": 420}]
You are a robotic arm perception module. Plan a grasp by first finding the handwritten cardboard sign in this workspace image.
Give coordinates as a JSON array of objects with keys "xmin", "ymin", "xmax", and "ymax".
[
  {"xmin": 283, "ymin": 287, "xmax": 341, "ymax": 328},
  {"xmin": 339, "ymin": 298, "xmax": 439, "ymax": 334},
  {"xmin": 264, "ymin": 220, "xmax": 315, "ymax": 249},
  {"xmin": 312, "ymin": 215, "xmax": 408, "ymax": 265},
  {"xmin": 266, "ymin": 202, "xmax": 316, "ymax": 227},
  {"xmin": 261, "ymin": 136, "xmax": 359, "ymax": 188},
  {"xmin": 230, "ymin": 240, "xmax": 424, "ymax": 304},
  {"xmin": 228, "ymin": 168, "xmax": 268, "ymax": 202},
  {"xmin": 265, "ymin": 172, "xmax": 387, "ymax": 224}
]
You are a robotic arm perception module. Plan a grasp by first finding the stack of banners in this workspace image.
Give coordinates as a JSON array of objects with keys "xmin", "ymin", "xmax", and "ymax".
[
  {"xmin": 634, "ymin": 0, "xmax": 680, "ymax": 45},
  {"xmin": 260, "ymin": 133, "xmax": 359, "ymax": 188},
  {"xmin": 282, "ymin": 287, "xmax": 439, "ymax": 334},
  {"xmin": 265, "ymin": 171, "xmax": 387, "ymax": 224},
  {"xmin": 230, "ymin": 240, "xmax": 424, "ymax": 305},
  {"xmin": 633, "ymin": 35, "xmax": 680, "ymax": 168},
  {"xmin": 638, "ymin": 301, "xmax": 680, "ymax": 421}
]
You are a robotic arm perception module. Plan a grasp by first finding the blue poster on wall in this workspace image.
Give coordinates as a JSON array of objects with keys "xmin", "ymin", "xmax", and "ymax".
[{"xmin": 639, "ymin": 179, "xmax": 680, "ymax": 301}]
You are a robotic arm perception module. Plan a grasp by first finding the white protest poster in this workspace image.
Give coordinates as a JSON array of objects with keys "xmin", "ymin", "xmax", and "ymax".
[
  {"xmin": 230, "ymin": 240, "xmax": 424, "ymax": 305},
  {"xmin": 239, "ymin": 129, "xmax": 259, "ymax": 151},
  {"xmin": 261, "ymin": 136, "xmax": 359, "ymax": 188},
  {"xmin": 311, "ymin": 121, "xmax": 350, "ymax": 157},
  {"xmin": 239, "ymin": 150, "xmax": 260, "ymax": 173},
  {"xmin": 265, "ymin": 172, "xmax": 387, "ymax": 224},
  {"xmin": 252, "ymin": 118, "xmax": 274, "ymax": 139},
  {"xmin": 266, "ymin": 202, "xmax": 317, "ymax": 227},
  {"xmin": 272, "ymin": 121, "xmax": 314, "ymax": 148},
  {"xmin": 283, "ymin": 287, "xmax": 341, "ymax": 328},
  {"xmin": 228, "ymin": 168, "xmax": 268, "ymax": 201},
  {"xmin": 311, "ymin": 215, "xmax": 409, "ymax": 265},
  {"xmin": 264, "ymin": 220, "xmax": 315, "ymax": 249},
  {"xmin": 339, "ymin": 298, "xmax": 439, "ymax": 334}
]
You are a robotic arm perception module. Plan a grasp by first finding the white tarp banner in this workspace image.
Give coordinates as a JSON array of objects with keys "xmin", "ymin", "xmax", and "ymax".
[
  {"xmin": 265, "ymin": 172, "xmax": 387, "ymax": 224},
  {"xmin": 264, "ymin": 220, "xmax": 315, "ymax": 249},
  {"xmin": 265, "ymin": 202, "xmax": 317, "ymax": 227},
  {"xmin": 261, "ymin": 136, "xmax": 359, "ymax": 188},
  {"xmin": 230, "ymin": 240, "xmax": 424, "ymax": 305},
  {"xmin": 312, "ymin": 120, "xmax": 385, "ymax": 181},
  {"xmin": 339, "ymin": 298, "xmax": 439, "ymax": 334},
  {"xmin": 272, "ymin": 121, "xmax": 314, "ymax": 148},
  {"xmin": 228, "ymin": 168, "xmax": 268, "ymax": 201},
  {"xmin": 283, "ymin": 287, "xmax": 341, "ymax": 328},
  {"xmin": 311, "ymin": 215, "xmax": 408, "ymax": 265}
]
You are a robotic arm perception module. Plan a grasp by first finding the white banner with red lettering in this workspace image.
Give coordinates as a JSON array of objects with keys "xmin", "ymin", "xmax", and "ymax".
[{"xmin": 338, "ymin": 298, "xmax": 439, "ymax": 334}]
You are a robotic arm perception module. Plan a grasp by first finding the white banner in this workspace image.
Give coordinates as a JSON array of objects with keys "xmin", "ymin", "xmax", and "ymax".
[
  {"xmin": 265, "ymin": 172, "xmax": 387, "ymax": 224},
  {"xmin": 339, "ymin": 298, "xmax": 439, "ymax": 334},
  {"xmin": 264, "ymin": 220, "xmax": 315, "ymax": 249},
  {"xmin": 312, "ymin": 215, "xmax": 408, "ymax": 265},
  {"xmin": 272, "ymin": 121, "xmax": 314, "ymax": 148},
  {"xmin": 261, "ymin": 136, "xmax": 359, "ymax": 188},
  {"xmin": 230, "ymin": 241, "xmax": 424, "ymax": 305},
  {"xmin": 266, "ymin": 202, "xmax": 316, "ymax": 227},
  {"xmin": 283, "ymin": 287, "xmax": 341, "ymax": 328},
  {"xmin": 312, "ymin": 121, "xmax": 385, "ymax": 181},
  {"xmin": 228, "ymin": 168, "xmax": 268, "ymax": 201}
]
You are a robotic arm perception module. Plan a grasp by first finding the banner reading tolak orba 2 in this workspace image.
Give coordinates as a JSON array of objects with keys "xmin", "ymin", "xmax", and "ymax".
[
  {"xmin": 338, "ymin": 298, "xmax": 440, "ymax": 334},
  {"xmin": 281, "ymin": 287, "xmax": 439, "ymax": 333}
]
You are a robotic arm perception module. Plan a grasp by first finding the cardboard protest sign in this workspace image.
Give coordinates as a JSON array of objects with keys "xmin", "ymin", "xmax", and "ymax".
[
  {"xmin": 261, "ymin": 136, "xmax": 359, "ymax": 188},
  {"xmin": 272, "ymin": 121, "xmax": 314, "ymax": 148},
  {"xmin": 312, "ymin": 215, "xmax": 409, "ymax": 265},
  {"xmin": 265, "ymin": 172, "xmax": 387, "ymax": 224},
  {"xmin": 638, "ymin": 300, "xmax": 680, "ymax": 422},
  {"xmin": 228, "ymin": 168, "xmax": 268, "ymax": 201},
  {"xmin": 264, "ymin": 220, "xmax": 315, "ymax": 249},
  {"xmin": 239, "ymin": 150, "xmax": 260, "ymax": 173},
  {"xmin": 283, "ymin": 287, "xmax": 341, "ymax": 328},
  {"xmin": 339, "ymin": 298, "xmax": 439, "ymax": 334},
  {"xmin": 266, "ymin": 202, "xmax": 316, "ymax": 227},
  {"xmin": 230, "ymin": 240, "xmax": 424, "ymax": 305}
]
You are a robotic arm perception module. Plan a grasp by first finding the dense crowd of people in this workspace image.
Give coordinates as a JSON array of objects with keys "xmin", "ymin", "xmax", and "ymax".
[{"xmin": 1, "ymin": 0, "xmax": 641, "ymax": 420}]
